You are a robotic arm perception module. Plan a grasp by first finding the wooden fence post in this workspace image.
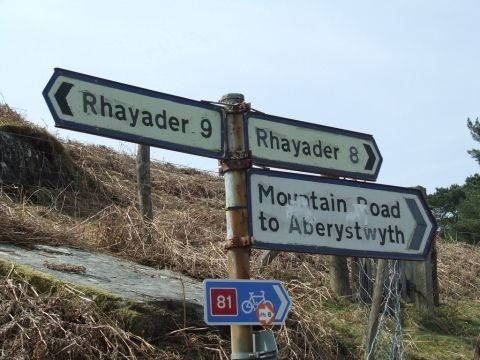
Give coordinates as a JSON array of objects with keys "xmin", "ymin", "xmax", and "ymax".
[
  {"xmin": 260, "ymin": 250, "xmax": 280, "ymax": 267},
  {"xmin": 329, "ymin": 255, "xmax": 352, "ymax": 297},
  {"xmin": 474, "ymin": 335, "xmax": 480, "ymax": 360},
  {"xmin": 398, "ymin": 186, "xmax": 438, "ymax": 311},
  {"xmin": 359, "ymin": 258, "xmax": 374, "ymax": 304},
  {"xmin": 364, "ymin": 258, "xmax": 388, "ymax": 360},
  {"xmin": 136, "ymin": 144, "xmax": 153, "ymax": 242}
]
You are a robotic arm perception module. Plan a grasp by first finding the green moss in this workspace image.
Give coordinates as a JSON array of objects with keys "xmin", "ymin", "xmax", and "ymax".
[
  {"xmin": 404, "ymin": 302, "xmax": 480, "ymax": 359},
  {"xmin": 319, "ymin": 294, "xmax": 480, "ymax": 359},
  {"xmin": 0, "ymin": 259, "xmax": 197, "ymax": 342},
  {"xmin": 321, "ymin": 295, "xmax": 365, "ymax": 356},
  {"xmin": 0, "ymin": 259, "xmax": 62, "ymax": 293},
  {"xmin": 0, "ymin": 258, "xmax": 121, "ymax": 302},
  {"xmin": 113, "ymin": 302, "xmax": 179, "ymax": 340}
]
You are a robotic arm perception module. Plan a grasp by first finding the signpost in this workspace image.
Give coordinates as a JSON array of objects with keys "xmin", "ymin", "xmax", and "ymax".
[
  {"xmin": 203, "ymin": 279, "xmax": 292, "ymax": 326},
  {"xmin": 41, "ymin": 69, "xmax": 435, "ymax": 358},
  {"xmin": 247, "ymin": 169, "xmax": 436, "ymax": 260},
  {"xmin": 43, "ymin": 68, "xmax": 225, "ymax": 159},
  {"xmin": 245, "ymin": 113, "xmax": 382, "ymax": 181}
]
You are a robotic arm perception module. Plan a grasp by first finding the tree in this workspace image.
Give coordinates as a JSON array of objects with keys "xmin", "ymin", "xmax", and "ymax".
[
  {"xmin": 428, "ymin": 184, "xmax": 465, "ymax": 228},
  {"xmin": 454, "ymin": 174, "xmax": 480, "ymax": 243},
  {"xmin": 467, "ymin": 117, "xmax": 480, "ymax": 165},
  {"xmin": 427, "ymin": 120, "xmax": 480, "ymax": 244}
]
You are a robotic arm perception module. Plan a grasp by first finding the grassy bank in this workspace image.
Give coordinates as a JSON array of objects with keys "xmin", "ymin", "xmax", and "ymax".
[{"xmin": 0, "ymin": 103, "xmax": 479, "ymax": 359}]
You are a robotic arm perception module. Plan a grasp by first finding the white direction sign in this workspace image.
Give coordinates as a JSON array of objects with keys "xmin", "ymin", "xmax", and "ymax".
[
  {"xmin": 43, "ymin": 68, "xmax": 225, "ymax": 159},
  {"xmin": 248, "ymin": 169, "xmax": 436, "ymax": 260},
  {"xmin": 246, "ymin": 113, "xmax": 382, "ymax": 181}
]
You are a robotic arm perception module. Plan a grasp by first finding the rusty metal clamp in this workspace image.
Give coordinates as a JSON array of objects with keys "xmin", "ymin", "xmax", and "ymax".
[
  {"xmin": 231, "ymin": 102, "xmax": 251, "ymax": 113},
  {"xmin": 219, "ymin": 150, "xmax": 252, "ymax": 175},
  {"xmin": 224, "ymin": 236, "xmax": 253, "ymax": 249},
  {"xmin": 218, "ymin": 158, "xmax": 252, "ymax": 175}
]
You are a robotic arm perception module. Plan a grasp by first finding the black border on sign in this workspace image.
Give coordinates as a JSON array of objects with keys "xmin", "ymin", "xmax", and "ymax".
[
  {"xmin": 42, "ymin": 68, "xmax": 226, "ymax": 159},
  {"xmin": 246, "ymin": 168, "xmax": 437, "ymax": 261},
  {"xmin": 244, "ymin": 112, "xmax": 383, "ymax": 181}
]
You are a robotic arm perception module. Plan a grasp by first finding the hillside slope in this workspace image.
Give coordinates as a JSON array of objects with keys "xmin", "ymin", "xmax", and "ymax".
[{"xmin": 0, "ymin": 103, "xmax": 479, "ymax": 359}]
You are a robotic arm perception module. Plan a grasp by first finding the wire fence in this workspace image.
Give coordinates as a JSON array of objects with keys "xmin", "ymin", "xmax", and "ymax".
[
  {"xmin": 1, "ymin": 128, "xmax": 411, "ymax": 358},
  {"xmin": 356, "ymin": 258, "xmax": 404, "ymax": 360},
  {"xmin": 10, "ymin": 127, "xmax": 480, "ymax": 359}
]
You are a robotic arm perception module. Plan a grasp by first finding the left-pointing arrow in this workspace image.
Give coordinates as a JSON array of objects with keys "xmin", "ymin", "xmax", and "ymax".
[{"xmin": 54, "ymin": 82, "xmax": 74, "ymax": 116}]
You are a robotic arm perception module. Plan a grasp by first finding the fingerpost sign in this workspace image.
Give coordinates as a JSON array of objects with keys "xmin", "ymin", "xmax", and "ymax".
[
  {"xmin": 42, "ymin": 72, "xmax": 435, "ymax": 357},
  {"xmin": 43, "ymin": 68, "xmax": 226, "ymax": 159},
  {"xmin": 245, "ymin": 113, "xmax": 382, "ymax": 181},
  {"xmin": 247, "ymin": 168, "xmax": 437, "ymax": 260}
]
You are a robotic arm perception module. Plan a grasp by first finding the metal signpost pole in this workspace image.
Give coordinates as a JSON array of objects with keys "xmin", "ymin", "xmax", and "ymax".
[{"xmin": 219, "ymin": 93, "xmax": 253, "ymax": 359}]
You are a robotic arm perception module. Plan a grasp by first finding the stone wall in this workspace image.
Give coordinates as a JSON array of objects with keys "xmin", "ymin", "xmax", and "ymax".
[{"xmin": 0, "ymin": 130, "xmax": 73, "ymax": 188}]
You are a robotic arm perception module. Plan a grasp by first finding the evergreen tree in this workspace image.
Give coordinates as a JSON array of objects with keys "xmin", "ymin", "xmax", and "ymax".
[
  {"xmin": 454, "ymin": 174, "xmax": 480, "ymax": 243},
  {"xmin": 467, "ymin": 117, "xmax": 480, "ymax": 165},
  {"xmin": 427, "ymin": 120, "xmax": 480, "ymax": 243},
  {"xmin": 428, "ymin": 184, "xmax": 465, "ymax": 226}
]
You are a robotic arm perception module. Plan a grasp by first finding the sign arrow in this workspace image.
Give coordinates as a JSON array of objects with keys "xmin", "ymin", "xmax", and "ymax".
[
  {"xmin": 203, "ymin": 279, "xmax": 292, "ymax": 325},
  {"xmin": 273, "ymin": 284, "xmax": 288, "ymax": 321},
  {"xmin": 245, "ymin": 113, "xmax": 382, "ymax": 181},
  {"xmin": 363, "ymin": 143, "xmax": 376, "ymax": 171},
  {"xmin": 405, "ymin": 198, "xmax": 428, "ymax": 250},
  {"xmin": 247, "ymin": 169, "xmax": 437, "ymax": 261},
  {"xmin": 54, "ymin": 82, "xmax": 73, "ymax": 116},
  {"xmin": 43, "ymin": 68, "xmax": 226, "ymax": 159}
]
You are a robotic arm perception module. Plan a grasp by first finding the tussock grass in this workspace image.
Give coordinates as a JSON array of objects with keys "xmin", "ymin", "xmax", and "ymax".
[
  {"xmin": 1, "ymin": 104, "xmax": 479, "ymax": 359},
  {"xmin": 0, "ymin": 265, "xmax": 230, "ymax": 359},
  {"xmin": 437, "ymin": 240, "xmax": 480, "ymax": 301}
]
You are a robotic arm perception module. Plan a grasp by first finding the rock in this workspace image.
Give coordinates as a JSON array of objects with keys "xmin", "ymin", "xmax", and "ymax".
[
  {"xmin": 0, "ymin": 131, "xmax": 72, "ymax": 188},
  {"xmin": 0, "ymin": 243, "xmax": 204, "ymax": 321}
]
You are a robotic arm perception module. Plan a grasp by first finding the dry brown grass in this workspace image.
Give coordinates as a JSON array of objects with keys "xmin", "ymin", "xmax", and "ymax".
[
  {"xmin": 1, "ymin": 103, "xmax": 479, "ymax": 359},
  {"xmin": 0, "ymin": 268, "xmax": 159, "ymax": 359},
  {"xmin": 437, "ymin": 239, "xmax": 480, "ymax": 301}
]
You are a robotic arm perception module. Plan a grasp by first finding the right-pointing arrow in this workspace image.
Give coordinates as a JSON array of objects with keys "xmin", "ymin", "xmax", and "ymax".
[
  {"xmin": 54, "ymin": 82, "xmax": 74, "ymax": 116},
  {"xmin": 273, "ymin": 283, "xmax": 291, "ymax": 321},
  {"xmin": 364, "ymin": 143, "xmax": 376, "ymax": 171},
  {"xmin": 405, "ymin": 198, "xmax": 427, "ymax": 250}
]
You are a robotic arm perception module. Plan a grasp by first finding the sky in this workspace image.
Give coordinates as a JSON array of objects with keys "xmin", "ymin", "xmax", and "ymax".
[{"xmin": 1, "ymin": 0, "xmax": 479, "ymax": 194}]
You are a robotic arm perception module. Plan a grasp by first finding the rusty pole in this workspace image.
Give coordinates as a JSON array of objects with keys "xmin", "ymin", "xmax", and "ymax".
[{"xmin": 219, "ymin": 93, "xmax": 253, "ymax": 359}]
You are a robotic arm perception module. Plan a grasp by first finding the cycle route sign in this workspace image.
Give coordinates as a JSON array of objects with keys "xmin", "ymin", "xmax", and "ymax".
[{"xmin": 203, "ymin": 279, "xmax": 292, "ymax": 325}]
